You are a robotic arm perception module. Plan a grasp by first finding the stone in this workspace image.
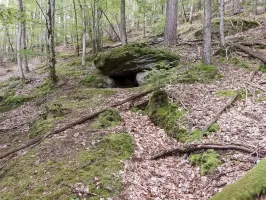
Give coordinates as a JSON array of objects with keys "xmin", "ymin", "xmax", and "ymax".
[
  {"xmin": 136, "ymin": 71, "xmax": 150, "ymax": 86},
  {"xmin": 94, "ymin": 43, "xmax": 179, "ymax": 77}
]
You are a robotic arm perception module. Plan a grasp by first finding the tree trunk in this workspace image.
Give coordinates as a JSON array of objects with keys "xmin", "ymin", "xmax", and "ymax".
[
  {"xmin": 46, "ymin": 0, "xmax": 57, "ymax": 84},
  {"xmin": 17, "ymin": 0, "xmax": 25, "ymax": 80},
  {"xmin": 63, "ymin": 0, "xmax": 67, "ymax": 47},
  {"xmin": 189, "ymin": 0, "xmax": 194, "ymax": 24},
  {"xmin": 202, "ymin": 0, "xmax": 212, "ymax": 65},
  {"xmin": 233, "ymin": 0, "xmax": 241, "ymax": 14},
  {"xmin": 120, "ymin": 0, "xmax": 127, "ymax": 45},
  {"xmin": 164, "ymin": 0, "xmax": 178, "ymax": 46},
  {"xmin": 22, "ymin": 24, "xmax": 30, "ymax": 72},
  {"xmin": 220, "ymin": 0, "xmax": 225, "ymax": 48},
  {"xmin": 253, "ymin": 0, "xmax": 257, "ymax": 15},
  {"xmin": 197, "ymin": 0, "xmax": 201, "ymax": 11},
  {"xmin": 72, "ymin": 0, "xmax": 79, "ymax": 56}
]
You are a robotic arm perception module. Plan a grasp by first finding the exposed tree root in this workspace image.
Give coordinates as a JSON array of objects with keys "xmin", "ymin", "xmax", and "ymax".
[
  {"xmin": 0, "ymin": 86, "xmax": 163, "ymax": 160},
  {"xmin": 152, "ymin": 144, "xmax": 266, "ymax": 160}
]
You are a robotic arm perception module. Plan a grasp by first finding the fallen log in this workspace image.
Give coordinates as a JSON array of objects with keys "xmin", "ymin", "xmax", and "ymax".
[
  {"xmin": 152, "ymin": 144, "xmax": 265, "ymax": 160},
  {"xmin": 235, "ymin": 44, "xmax": 266, "ymax": 64},
  {"xmin": 210, "ymin": 158, "xmax": 266, "ymax": 200},
  {"xmin": 0, "ymin": 86, "xmax": 163, "ymax": 160}
]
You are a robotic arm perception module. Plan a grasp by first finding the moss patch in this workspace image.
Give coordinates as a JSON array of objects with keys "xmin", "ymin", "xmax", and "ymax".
[
  {"xmin": 189, "ymin": 150, "xmax": 222, "ymax": 176},
  {"xmin": 0, "ymin": 133, "xmax": 133, "ymax": 200},
  {"xmin": 28, "ymin": 117, "xmax": 56, "ymax": 139},
  {"xmin": 178, "ymin": 62, "xmax": 220, "ymax": 83},
  {"xmin": 91, "ymin": 108, "xmax": 122, "ymax": 129},
  {"xmin": 146, "ymin": 90, "xmax": 184, "ymax": 139},
  {"xmin": 210, "ymin": 158, "xmax": 266, "ymax": 200}
]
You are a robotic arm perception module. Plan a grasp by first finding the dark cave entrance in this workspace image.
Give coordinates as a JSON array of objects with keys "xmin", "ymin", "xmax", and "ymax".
[{"xmin": 110, "ymin": 73, "xmax": 139, "ymax": 88}]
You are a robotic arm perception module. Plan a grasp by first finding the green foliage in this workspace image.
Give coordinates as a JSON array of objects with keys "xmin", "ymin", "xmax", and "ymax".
[
  {"xmin": 151, "ymin": 16, "xmax": 165, "ymax": 36},
  {"xmin": 147, "ymin": 90, "xmax": 184, "ymax": 138},
  {"xmin": 80, "ymin": 74, "xmax": 106, "ymax": 88},
  {"xmin": 230, "ymin": 57, "xmax": 250, "ymax": 69},
  {"xmin": 91, "ymin": 108, "xmax": 122, "ymax": 129},
  {"xmin": 28, "ymin": 118, "xmax": 55, "ymax": 139},
  {"xmin": 179, "ymin": 62, "xmax": 220, "ymax": 83},
  {"xmin": 189, "ymin": 150, "xmax": 222, "ymax": 175},
  {"xmin": 210, "ymin": 158, "xmax": 266, "ymax": 200},
  {"xmin": 0, "ymin": 133, "xmax": 133, "ymax": 199},
  {"xmin": 146, "ymin": 68, "xmax": 174, "ymax": 86},
  {"xmin": 208, "ymin": 123, "xmax": 220, "ymax": 133},
  {"xmin": 216, "ymin": 89, "xmax": 236, "ymax": 97},
  {"xmin": 32, "ymin": 80, "xmax": 54, "ymax": 98},
  {"xmin": 259, "ymin": 65, "xmax": 266, "ymax": 73}
]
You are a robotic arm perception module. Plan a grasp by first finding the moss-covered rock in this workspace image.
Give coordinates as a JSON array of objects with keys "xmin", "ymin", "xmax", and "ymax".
[
  {"xmin": 195, "ymin": 17, "xmax": 259, "ymax": 39},
  {"xmin": 189, "ymin": 150, "xmax": 222, "ymax": 176},
  {"xmin": 91, "ymin": 108, "xmax": 122, "ymax": 129},
  {"xmin": 94, "ymin": 43, "xmax": 180, "ymax": 77},
  {"xmin": 210, "ymin": 158, "xmax": 266, "ymax": 200},
  {"xmin": 146, "ymin": 90, "xmax": 184, "ymax": 139},
  {"xmin": 80, "ymin": 73, "xmax": 115, "ymax": 88}
]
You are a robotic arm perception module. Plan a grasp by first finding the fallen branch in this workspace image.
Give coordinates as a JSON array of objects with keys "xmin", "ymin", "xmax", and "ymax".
[
  {"xmin": 246, "ymin": 82, "xmax": 266, "ymax": 93},
  {"xmin": 202, "ymin": 91, "xmax": 239, "ymax": 132},
  {"xmin": 202, "ymin": 69, "xmax": 258, "ymax": 132},
  {"xmin": 152, "ymin": 143, "xmax": 265, "ymax": 160},
  {"xmin": 235, "ymin": 44, "xmax": 266, "ymax": 64},
  {"xmin": 0, "ymin": 86, "xmax": 163, "ymax": 160}
]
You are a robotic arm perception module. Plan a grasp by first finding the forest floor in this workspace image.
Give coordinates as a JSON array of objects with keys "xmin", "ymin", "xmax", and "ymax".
[{"xmin": 0, "ymin": 15, "xmax": 266, "ymax": 200}]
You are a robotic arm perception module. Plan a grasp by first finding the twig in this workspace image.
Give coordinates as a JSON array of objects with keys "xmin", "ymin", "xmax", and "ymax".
[
  {"xmin": 0, "ymin": 86, "xmax": 164, "ymax": 160},
  {"xmin": 152, "ymin": 143, "xmax": 265, "ymax": 160},
  {"xmin": 246, "ymin": 82, "xmax": 266, "ymax": 93}
]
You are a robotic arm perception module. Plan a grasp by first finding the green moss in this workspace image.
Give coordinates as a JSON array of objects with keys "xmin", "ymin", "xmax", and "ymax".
[
  {"xmin": 94, "ymin": 43, "xmax": 180, "ymax": 75},
  {"xmin": 208, "ymin": 123, "xmax": 220, "ymax": 132},
  {"xmin": 230, "ymin": 57, "xmax": 250, "ymax": 69},
  {"xmin": 259, "ymin": 65, "xmax": 266, "ymax": 73},
  {"xmin": 210, "ymin": 158, "xmax": 266, "ymax": 200},
  {"xmin": 189, "ymin": 150, "xmax": 222, "ymax": 175},
  {"xmin": 80, "ymin": 72, "xmax": 113, "ymax": 88},
  {"xmin": 0, "ymin": 133, "xmax": 133, "ymax": 200},
  {"xmin": 179, "ymin": 62, "xmax": 220, "ymax": 83},
  {"xmin": 4, "ymin": 95, "xmax": 28, "ymax": 105},
  {"xmin": 147, "ymin": 90, "xmax": 184, "ymax": 139},
  {"xmin": 28, "ymin": 117, "xmax": 55, "ymax": 139},
  {"xmin": 216, "ymin": 89, "xmax": 236, "ymax": 97},
  {"xmin": 31, "ymin": 80, "xmax": 54, "ymax": 98},
  {"xmin": 50, "ymin": 88, "xmax": 116, "ymax": 110},
  {"xmin": 46, "ymin": 103, "xmax": 70, "ymax": 118},
  {"xmin": 91, "ymin": 108, "xmax": 122, "ymax": 129}
]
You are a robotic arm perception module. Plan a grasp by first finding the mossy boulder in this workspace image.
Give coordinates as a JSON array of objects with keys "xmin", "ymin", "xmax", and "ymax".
[
  {"xmin": 146, "ymin": 90, "xmax": 184, "ymax": 139},
  {"xmin": 91, "ymin": 108, "xmax": 122, "ymax": 129},
  {"xmin": 94, "ymin": 43, "xmax": 180, "ymax": 77},
  {"xmin": 195, "ymin": 18, "xmax": 259, "ymax": 39},
  {"xmin": 189, "ymin": 150, "xmax": 221, "ymax": 176},
  {"xmin": 80, "ymin": 73, "xmax": 115, "ymax": 88},
  {"xmin": 210, "ymin": 158, "xmax": 266, "ymax": 200}
]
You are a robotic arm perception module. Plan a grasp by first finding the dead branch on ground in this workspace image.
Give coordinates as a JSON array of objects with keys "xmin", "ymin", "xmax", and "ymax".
[
  {"xmin": 152, "ymin": 143, "xmax": 266, "ymax": 160},
  {"xmin": 0, "ymin": 86, "xmax": 163, "ymax": 160}
]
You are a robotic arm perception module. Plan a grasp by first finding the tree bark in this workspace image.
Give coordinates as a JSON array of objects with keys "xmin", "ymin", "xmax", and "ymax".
[
  {"xmin": 202, "ymin": 0, "xmax": 212, "ymax": 65},
  {"xmin": 17, "ymin": 0, "xmax": 25, "ymax": 80},
  {"xmin": 46, "ymin": 0, "xmax": 57, "ymax": 84},
  {"xmin": 72, "ymin": 0, "xmax": 79, "ymax": 56},
  {"xmin": 219, "ymin": 0, "xmax": 225, "ymax": 48},
  {"xmin": 120, "ymin": 0, "xmax": 127, "ymax": 45},
  {"xmin": 164, "ymin": 0, "xmax": 178, "ymax": 46},
  {"xmin": 253, "ymin": 0, "xmax": 257, "ymax": 15},
  {"xmin": 233, "ymin": 0, "xmax": 241, "ymax": 14}
]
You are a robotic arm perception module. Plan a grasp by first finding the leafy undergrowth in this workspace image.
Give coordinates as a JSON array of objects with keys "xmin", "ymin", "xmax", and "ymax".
[
  {"xmin": 210, "ymin": 158, "xmax": 266, "ymax": 200},
  {"xmin": 91, "ymin": 108, "xmax": 122, "ymax": 129},
  {"xmin": 189, "ymin": 150, "xmax": 222, "ymax": 176},
  {"xmin": 0, "ymin": 133, "xmax": 133, "ymax": 200}
]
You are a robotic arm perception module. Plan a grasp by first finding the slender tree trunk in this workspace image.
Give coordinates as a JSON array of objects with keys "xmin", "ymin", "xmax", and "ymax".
[
  {"xmin": 181, "ymin": 0, "xmax": 187, "ymax": 23},
  {"xmin": 120, "ymin": 0, "xmax": 127, "ymax": 45},
  {"xmin": 164, "ymin": 0, "xmax": 178, "ymax": 46},
  {"xmin": 63, "ymin": 0, "xmax": 67, "ymax": 47},
  {"xmin": 39, "ymin": 0, "xmax": 43, "ymax": 53},
  {"xmin": 233, "ymin": 0, "xmax": 241, "ymax": 14},
  {"xmin": 220, "ymin": 0, "xmax": 225, "ymax": 48},
  {"xmin": 46, "ymin": 0, "xmax": 57, "ymax": 84},
  {"xmin": 72, "ymin": 0, "xmax": 79, "ymax": 56},
  {"xmin": 202, "ymin": 0, "xmax": 212, "ymax": 65},
  {"xmin": 197, "ymin": 0, "xmax": 201, "ymax": 11},
  {"xmin": 189, "ymin": 0, "xmax": 194, "ymax": 24},
  {"xmin": 253, "ymin": 0, "xmax": 257, "ymax": 15},
  {"xmin": 17, "ymin": 0, "xmax": 25, "ymax": 80},
  {"xmin": 22, "ymin": 24, "xmax": 30, "ymax": 72}
]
